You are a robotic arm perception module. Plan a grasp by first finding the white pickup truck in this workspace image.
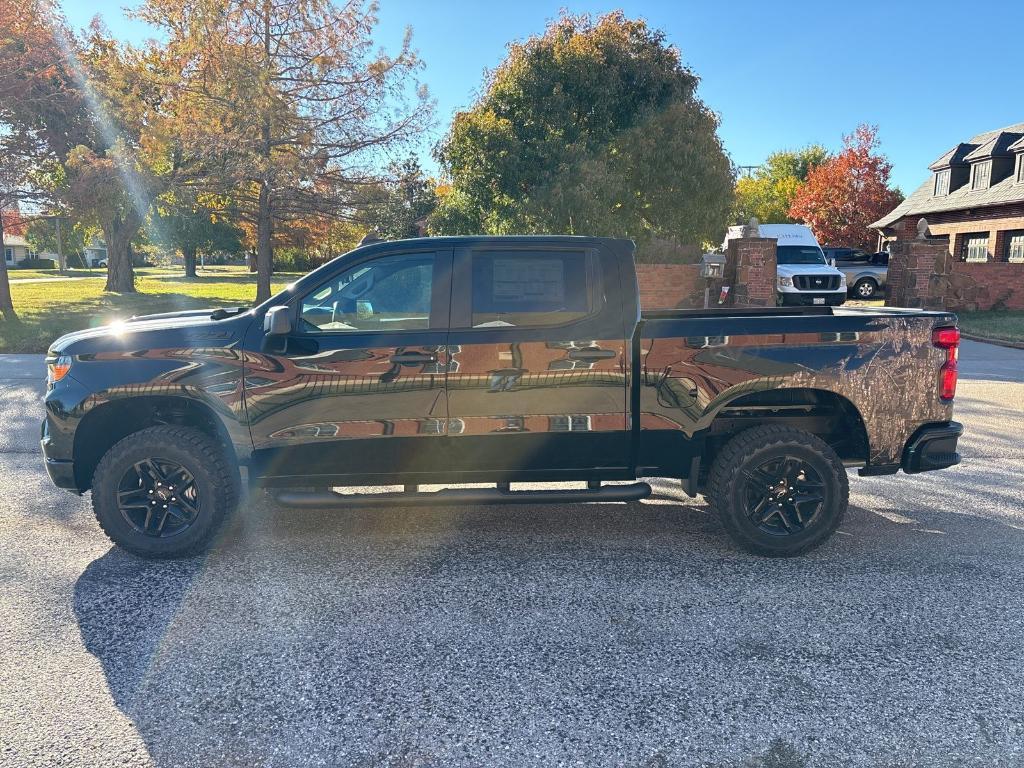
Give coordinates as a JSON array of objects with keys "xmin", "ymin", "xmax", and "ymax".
[{"xmin": 725, "ymin": 223, "xmax": 847, "ymax": 306}]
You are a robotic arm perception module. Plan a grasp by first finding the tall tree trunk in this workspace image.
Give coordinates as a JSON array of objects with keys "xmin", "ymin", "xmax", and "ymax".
[
  {"xmin": 183, "ymin": 245, "xmax": 197, "ymax": 278},
  {"xmin": 255, "ymin": 179, "xmax": 273, "ymax": 303},
  {"xmin": 103, "ymin": 216, "xmax": 138, "ymax": 293},
  {"xmin": 0, "ymin": 214, "xmax": 17, "ymax": 322}
]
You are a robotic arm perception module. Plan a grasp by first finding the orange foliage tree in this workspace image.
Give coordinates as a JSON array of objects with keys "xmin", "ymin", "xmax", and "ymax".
[{"xmin": 789, "ymin": 124, "xmax": 903, "ymax": 251}]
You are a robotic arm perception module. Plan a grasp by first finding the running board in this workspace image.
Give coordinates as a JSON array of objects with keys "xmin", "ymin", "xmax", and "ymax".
[{"xmin": 273, "ymin": 482, "xmax": 652, "ymax": 508}]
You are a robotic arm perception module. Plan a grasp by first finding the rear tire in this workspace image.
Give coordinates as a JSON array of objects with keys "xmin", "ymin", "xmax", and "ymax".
[
  {"xmin": 91, "ymin": 426, "xmax": 238, "ymax": 559},
  {"xmin": 708, "ymin": 425, "xmax": 848, "ymax": 557}
]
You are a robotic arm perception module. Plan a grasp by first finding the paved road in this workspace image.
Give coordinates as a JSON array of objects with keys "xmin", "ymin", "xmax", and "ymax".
[{"xmin": 1, "ymin": 342, "xmax": 1022, "ymax": 768}]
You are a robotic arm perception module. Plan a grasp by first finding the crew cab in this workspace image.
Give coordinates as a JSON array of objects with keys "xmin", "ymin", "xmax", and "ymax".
[{"xmin": 41, "ymin": 236, "xmax": 962, "ymax": 559}]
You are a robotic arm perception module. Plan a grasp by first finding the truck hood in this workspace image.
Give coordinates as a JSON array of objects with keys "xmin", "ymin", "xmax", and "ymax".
[
  {"xmin": 777, "ymin": 263, "xmax": 844, "ymax": 278},
  {"xmin": 48, "ymin": 308, "xmax": 253, "ymax": 356}
]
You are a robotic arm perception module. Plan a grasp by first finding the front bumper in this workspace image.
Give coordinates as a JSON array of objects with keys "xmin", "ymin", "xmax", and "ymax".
[
  {"xmin": 40, "ymin": 413, "xmax": 80, "ymax": 491},
  {"xmin": 779, "ymin": 291, "xmax": 847, "ymax": 306},
  {"xmin": 902, "ymin": 421, "xmax": 963, "ymax": 474}
]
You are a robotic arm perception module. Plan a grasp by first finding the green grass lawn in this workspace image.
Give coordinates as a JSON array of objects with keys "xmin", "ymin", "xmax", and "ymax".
[
  {"xmin": 958, "ymin": 310, "xmax": 1024, "ymax": 344},
  {"xmin": 0, "ymin": 273, "xmax": 297, "ymax": 353},
  {"xmin": 5, "ymin": 264, "xmax": 269, "ymax": 281}
]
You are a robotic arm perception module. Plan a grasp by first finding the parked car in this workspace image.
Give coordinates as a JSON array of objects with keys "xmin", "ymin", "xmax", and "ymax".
[
  {"xmin": 90, "ymin": 257, "xmax": 108, "ymax": 268},
  {"xmin": 823, "ymin": 247, "xmax": 888, "ymax": 299},
  {"xmin": 41, "ymin": 236, "xmax": 961, "ymax": 559},
  {"xmin": 725, "ymin": 224, "xmax": 847, "ymax": 306}
]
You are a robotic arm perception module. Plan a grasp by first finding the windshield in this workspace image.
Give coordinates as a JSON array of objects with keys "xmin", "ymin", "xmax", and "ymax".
[{"xmin": 777, "ymin": 245, "xmax": 827, "ymax": 265}]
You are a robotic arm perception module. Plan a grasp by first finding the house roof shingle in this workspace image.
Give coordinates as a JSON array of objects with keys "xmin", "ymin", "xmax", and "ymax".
[{"xmin": 871, "ymin": 122, "xmax": 1024, "ymax": 229}]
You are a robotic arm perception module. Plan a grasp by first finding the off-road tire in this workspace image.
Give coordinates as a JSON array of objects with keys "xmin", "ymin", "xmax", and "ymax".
[
  {"xmin": 708, "ymin": 425, "xmax": 848, "ymax": 557},
  {"xmin": 91, "ymin": 426, "xmax": 238, "ymax": 558}
]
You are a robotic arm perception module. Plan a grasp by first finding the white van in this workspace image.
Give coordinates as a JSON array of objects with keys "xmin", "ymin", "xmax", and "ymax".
[{"xmin": 724, "ymin": 223, "xmax": 846, "ymax": 306}]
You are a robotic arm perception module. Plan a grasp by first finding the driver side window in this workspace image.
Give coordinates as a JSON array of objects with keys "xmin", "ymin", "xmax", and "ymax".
[{"xmin": 299, "ymin": 252, "xmax": 435, "ymax": 333}]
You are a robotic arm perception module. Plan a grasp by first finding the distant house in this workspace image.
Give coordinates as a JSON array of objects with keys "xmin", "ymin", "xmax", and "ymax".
[
  {"xmin": 3, "ymin": 233, "xmax": 56, "ymax": 267},
  {"xmin": 870, "ymin": 123, "xmax": 1024, "ymax": 264}
]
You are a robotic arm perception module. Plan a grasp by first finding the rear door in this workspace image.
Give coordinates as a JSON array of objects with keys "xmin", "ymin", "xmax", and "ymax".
[
  {"xmin": 245, "ymin": 247, "xmax": 453, "ymax": 482},
  {"xmin": 443, "ymin": 241, "xmax": 631, "ymax": 480}
]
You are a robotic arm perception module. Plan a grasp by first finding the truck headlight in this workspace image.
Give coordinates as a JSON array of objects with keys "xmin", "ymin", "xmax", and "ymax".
[
  {"xmin": 46, "ymin": 355, "xmax": 72, "ymax": 386},
  {"xmin": 777, "ymin": 275, "xmax": 793, "ymax": 288},
  {"xmin": 839, "ymin": 274, "xmax": 847, "ymax": 288}
]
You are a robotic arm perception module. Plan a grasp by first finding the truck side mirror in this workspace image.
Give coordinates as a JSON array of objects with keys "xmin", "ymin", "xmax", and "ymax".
[{"xmin": 263, "ymin": 306, "xmax": 292, "ymax": 336}]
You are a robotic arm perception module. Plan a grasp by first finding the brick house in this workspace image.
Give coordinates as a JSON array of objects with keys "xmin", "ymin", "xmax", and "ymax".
[
  {"xmin": 871, "ymin": 123, "xmax": 1024, "ymax": 311},
  {"xmin": 870, "ymin": 123, "xmax": 1024, "ymax": 264}
]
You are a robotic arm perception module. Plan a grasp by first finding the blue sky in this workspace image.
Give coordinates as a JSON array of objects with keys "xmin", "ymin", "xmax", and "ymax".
[{"xmin": 62, "ymin": 0, "xmax": 1023, "ymax": 194}]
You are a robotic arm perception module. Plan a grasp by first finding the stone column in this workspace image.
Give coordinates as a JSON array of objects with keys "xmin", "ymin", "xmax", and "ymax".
[
  {"xmin": 885, "ymin": 222, "xmax": 950, "ymax": 309},
  {"xmin": 725, "ymin": 237, "xmax": 778, "ymax": 307}
]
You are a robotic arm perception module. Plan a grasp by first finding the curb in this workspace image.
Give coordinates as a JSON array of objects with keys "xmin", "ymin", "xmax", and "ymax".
[{"xmin": 960, "ymin": 332, "xmax": 1024, "ymax": 350}]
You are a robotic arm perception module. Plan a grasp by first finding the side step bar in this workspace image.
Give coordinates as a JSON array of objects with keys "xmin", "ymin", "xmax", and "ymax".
[{"xmin": 273, "ymin": 482, "xmax": 652, "ymax": 508}]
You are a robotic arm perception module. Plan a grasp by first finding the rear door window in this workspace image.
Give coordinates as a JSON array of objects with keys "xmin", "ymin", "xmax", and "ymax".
[{"xmin": 468, "ymin": 250, "xmax": 595, "ymax": 328}]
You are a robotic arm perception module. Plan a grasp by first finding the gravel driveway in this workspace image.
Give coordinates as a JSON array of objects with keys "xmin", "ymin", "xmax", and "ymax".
[{"xmin": 1, "ymin": 342, "xmax": 1022, "ymax": 768}]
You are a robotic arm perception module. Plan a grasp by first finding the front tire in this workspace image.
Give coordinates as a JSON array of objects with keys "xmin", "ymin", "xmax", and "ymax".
[
  {"xmin": 91, "ymin": 426, "xmax": 238, "ymax": 558},
  {"xmin": 708, "ymin": 425, "xmax": 848, "ymax": 557},
  {"xmin": 853, "ymin": 278, "xmax": 878, "ymax": 299}
]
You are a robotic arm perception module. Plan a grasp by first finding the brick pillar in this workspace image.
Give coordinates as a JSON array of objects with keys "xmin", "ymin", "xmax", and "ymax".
[
  {"xmin": 885, "ymin": 238, "xmax": 950, "ymax": 309},
  {"xmin": 725, "ymin": 237, "xmax": 777, "ymax": 307}
]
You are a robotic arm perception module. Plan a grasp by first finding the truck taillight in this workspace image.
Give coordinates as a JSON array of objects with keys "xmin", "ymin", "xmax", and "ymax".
[{"xmin": 932, "ymin": 326, "xmax": 959, "ymax": 401}]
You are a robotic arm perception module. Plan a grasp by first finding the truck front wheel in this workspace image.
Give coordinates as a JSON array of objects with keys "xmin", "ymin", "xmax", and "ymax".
[
  {"xmin": 91, "ymin": 426, "xmax": 238, "ymax": 558},
  {"xmin": 708, "ymin": 425, "xmax": 848, "ymax": 557}
]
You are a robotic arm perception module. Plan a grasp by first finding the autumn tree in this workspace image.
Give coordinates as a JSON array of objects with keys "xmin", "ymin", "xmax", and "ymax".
[
  {"xmin": 789, "ymin": 125, "xmax": 903, "ymax": 250},
  {"xmin": 141, "ymin": 0, "xmax": 433, "ymax": 302},
  {"xmin": 733, "ymin": 145, "xmax": 829, "ymax": 224},
  {"xmin": 0, "ymin": 0, "xmax": 80, "ymax": 318},
  {"xmin": 0, "ymin": 2, "xmax": 200, "ymax": 292},
  {"xmin": 431, "ymin": 12, "xmax": 733, "ymax": 246}
]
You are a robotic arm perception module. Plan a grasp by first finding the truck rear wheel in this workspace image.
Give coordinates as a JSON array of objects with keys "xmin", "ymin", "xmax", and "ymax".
[
  {"xmin": 708, "ymin": 425, "xmax": 848, "ymax": 557},
  {"xmin": 91, "ymin": 426, "xmax": 238, "ymax": 558}
]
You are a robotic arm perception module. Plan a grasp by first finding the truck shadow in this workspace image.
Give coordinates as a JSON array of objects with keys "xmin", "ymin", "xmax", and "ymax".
[{"xmin": 72, "ymin": 479, "xmax": 1024, "ymax": 767}]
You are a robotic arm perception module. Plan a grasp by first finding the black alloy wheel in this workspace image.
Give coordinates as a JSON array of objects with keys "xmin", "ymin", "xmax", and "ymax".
[
  {"xmin": 742, "ymin": 455, "xmax": 825, "ymax": 536},
  {"xmin": 116, "ymin": 458, "xmax": 201, "ymax": 538}
]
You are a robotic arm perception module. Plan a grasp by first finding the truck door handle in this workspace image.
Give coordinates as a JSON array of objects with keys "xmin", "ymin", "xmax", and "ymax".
[
  {"xmin": 567, "ymin": 347, "xmax": 616, "ymax": 361},
  {"xmin": 389, "ymin": 352, "xmax": 438, "ymax": 364}
]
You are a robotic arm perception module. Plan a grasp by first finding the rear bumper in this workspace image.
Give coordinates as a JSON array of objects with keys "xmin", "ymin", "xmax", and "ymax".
[
  {"xmin": 902, "ymin": 421, "xmax": 963, "ymax": 474},
  {"xmin": 779, "ymin": 291, "xmax": 846, "ymax": 306}
]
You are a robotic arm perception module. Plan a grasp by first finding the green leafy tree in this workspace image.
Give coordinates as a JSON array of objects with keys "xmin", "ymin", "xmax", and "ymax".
[
  {"xmin": 359, "ymin": 157, "xmax": 437, "ymax": 240},
  {"xmin": 150, "ymin": 199, "xmax": 244, "ymax": 277},
  {"xmin": 431, "ymin": 12, "xmax": 733, "ymax": 246},
  {"xmin": 733, "ymin": 145, "xmax": 830, "ymax": 225},
  {"xmin": 25, "ymin": 216, "xmax": 94, "ymax": 267}
]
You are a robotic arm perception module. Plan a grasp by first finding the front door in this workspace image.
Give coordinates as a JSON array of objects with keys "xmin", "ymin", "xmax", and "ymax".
[
  {"xmin": 245, "ymin": 248, "xmax": 453, "ymax": 482},
  {"xmin": 444, "ymin": 243, "xmax": 630, "ymax": 480}
]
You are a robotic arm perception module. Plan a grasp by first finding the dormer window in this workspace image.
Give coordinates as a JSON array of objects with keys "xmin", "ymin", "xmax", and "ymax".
[
  {"xmin": 933, "ymin": 169, "xmax": 950, "ymax": 196},
  {"xmin": 971, "ymin": 160, "xmax": 991, "ymax": 191},
  {"xmin": 1017, "ymin": 155, "xmax": 1024, "ymax": 184}
]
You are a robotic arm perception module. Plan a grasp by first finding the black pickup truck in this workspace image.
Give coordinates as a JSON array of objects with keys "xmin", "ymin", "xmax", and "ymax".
[{"xmin": 41, "ymin": 236, "xmax": 963, "ymax": 558}]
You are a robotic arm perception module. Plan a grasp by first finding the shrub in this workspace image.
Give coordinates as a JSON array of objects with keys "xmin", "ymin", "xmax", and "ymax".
[{"xmin": 18, "ymin": 258, "xmax": 57, "ymax": 269}]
